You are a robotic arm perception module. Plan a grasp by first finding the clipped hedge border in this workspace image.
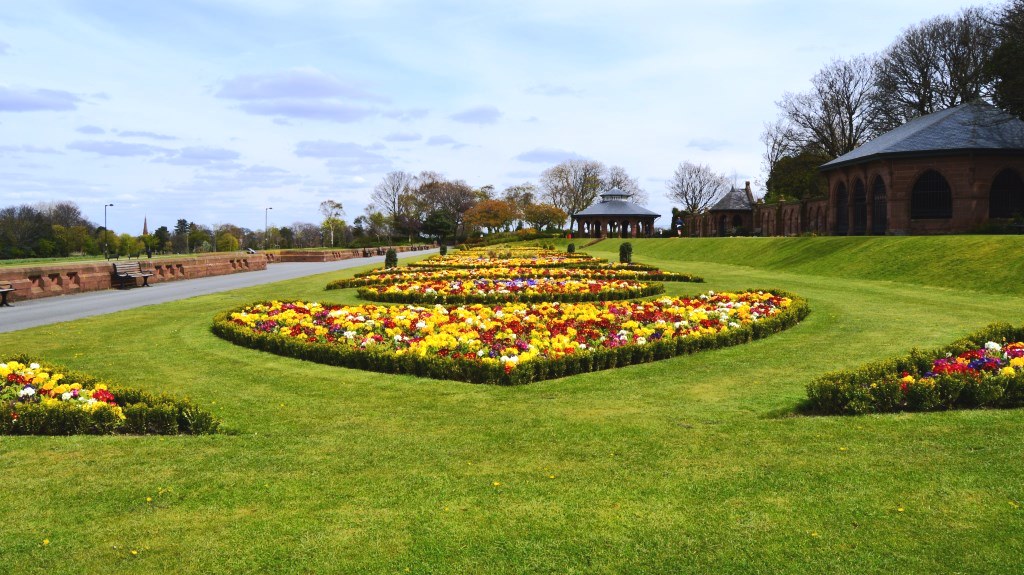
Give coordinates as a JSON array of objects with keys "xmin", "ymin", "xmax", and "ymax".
[
  {"xmin": 1, "ymin": 356, "xmax": 220, "ymax": 435},
  {"xmin": 333, "ymin": 270, "xmax": 703, "ymax": 289},
  {"xmin": 803, "ymin": 323, "xmax": 1024, "ymax": 415},
  {"xmin": 354, "ymin": 283, "xmax": 666, "ymax": 305},
  {"xmin": 212, "ymin": 289, "xmax": 809, "ymax": 386}
]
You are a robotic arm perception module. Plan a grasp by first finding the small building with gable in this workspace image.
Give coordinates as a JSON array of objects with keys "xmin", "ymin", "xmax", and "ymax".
[{"xmin": 571, "ymin": 189, "xmax": 660, "ymax": 238}]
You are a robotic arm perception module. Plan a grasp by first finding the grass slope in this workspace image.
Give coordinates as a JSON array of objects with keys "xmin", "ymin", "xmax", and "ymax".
[{"xmin": 1, "ymin": 240, "xmax": 1023, "ymax": 574}]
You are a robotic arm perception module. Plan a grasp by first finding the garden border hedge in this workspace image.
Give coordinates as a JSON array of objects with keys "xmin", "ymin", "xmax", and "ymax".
[
  {"xmin": 354, "ymin": 282, "xmax": 665, "ymax": 305},
  {"xmin": 1, "ymin": 355, "xmax": 220, "ymax": 435},
  {"xmin": 212, "ymin": 289, "xmax": 809, "ymax": 385},
  {"xmin": 803, "ymin": 323, "xmax": 1024, "ymax": 415}
]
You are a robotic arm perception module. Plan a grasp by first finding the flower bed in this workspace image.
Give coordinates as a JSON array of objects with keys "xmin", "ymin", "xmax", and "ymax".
[
  {"xmin": 331, "ymin": 266, "xmax": 702, "ymax": 289},
  {"xmin": 0, "ymin": 357, "xmax": 219, "ymax": 435},
  {"xmin": 407, "ymin": 253, "xmax": 607, "ymax": 269},
  {"xmin": 804, "ymin": 323, "xmax": 1024, "ymax": 414},
  {"xmin": 355, "ymin": 277, "xmax": 665, "ymax": 304},
  {"xmin": 213, "ymin": 290, "xmax": 808, "ymax": 385}
]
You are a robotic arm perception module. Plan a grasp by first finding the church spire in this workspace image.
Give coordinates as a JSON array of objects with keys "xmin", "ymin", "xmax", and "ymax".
[{"xmin": 143, "ymin": 216, "xmax": 149, "ymax": 236}]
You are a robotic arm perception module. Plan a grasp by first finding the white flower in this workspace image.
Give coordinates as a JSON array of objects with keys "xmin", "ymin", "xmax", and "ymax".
[
  {"xmin": 343, "ymin": 330, "xmax": 356, "ymax": 339},
  {"xmin": 985, "ymin": 341, "xmax": 1002, "ymax": 352},
  {"xmin": 62, "ymin": 392, "xmax": 73, "ymax": 401},
  {"xmin": 416, "ymin": 321, "xmax": 427, "ymax": 329},
  {"xmin": 636, "ymin": 337, "xmax": 647, "ymax": 345},
  {"xmin": 19, "ymin": 386, "xmax": 36, "ymax": 397},
  {"xmin": 728, "ymin": 322, "xmax": 740, "ymax": 328},
  {"xmin": 29, "ymin": 363, "xmax": 40, "ymax": 369},
  {"xmin": 477, "ymin": 349, "xmax": 486, "ymax": 357}
]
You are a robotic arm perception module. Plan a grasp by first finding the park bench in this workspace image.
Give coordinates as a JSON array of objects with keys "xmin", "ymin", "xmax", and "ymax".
[
  {"xmin": 0, "ymin": 281, "xmax": 14, "ymax": 307},
  {"xmin": 112, "ymin": 261, "xmax": 154, "ymax": 289}
]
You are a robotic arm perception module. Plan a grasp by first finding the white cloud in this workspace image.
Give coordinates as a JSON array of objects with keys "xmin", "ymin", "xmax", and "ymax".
[
  {"xmin": 0, "ymin": 86, "xmax": 80, "ymax": 112},
  {"xmin": 450, "ymin": 106, "xmax": 502, "ymax": 124}
]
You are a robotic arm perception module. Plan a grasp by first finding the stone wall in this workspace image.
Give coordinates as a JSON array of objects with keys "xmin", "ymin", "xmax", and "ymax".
[
  {"xmin": 266, "ymin": 245, "xmax": 434, "ymax": 263},
  {"xmin": 0, "ymin": 253, "xmax": 268, "ymax": 302}
]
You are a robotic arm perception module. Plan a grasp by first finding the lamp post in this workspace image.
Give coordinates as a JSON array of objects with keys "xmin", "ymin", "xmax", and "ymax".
[
  {"xmin": 103, "ymin": 203, "xmax": 114, "ymax": 258},
  {"xmin": 265, "ymin": 207, "xmax": 273, "ymax": 249}
]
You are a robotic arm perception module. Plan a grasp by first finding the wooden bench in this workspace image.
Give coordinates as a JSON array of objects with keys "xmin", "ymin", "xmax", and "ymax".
[
  {"xmin": 0, "ymin": 281, "xmax": 14, "ymax": 307},
  {"xmin": 112, "ymin": 262, "xmax": 154, "ymax": 289}
]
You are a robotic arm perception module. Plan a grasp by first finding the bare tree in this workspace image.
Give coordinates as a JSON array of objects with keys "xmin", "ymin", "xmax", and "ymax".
[
  {"xmin": 371, "ymin": 171, "xmax": 414, "ymax": 226},
  {"xmin": 778, "ymin": 55, "xmax": 877, "ymax": 159},
  {"xmin": 603, "ymin": 165, "xmax": 648, "ymax": 205},
  {"xmin": 540, "ymin": 159, "xmax": 605, "ymax": 217},
  {"xmin": 665, "ymin": 162, "xmax": 730, "ymax": 215},
  {"xmin": 873, "ymin": 7, "xmax": 996, "ymax": 131}
]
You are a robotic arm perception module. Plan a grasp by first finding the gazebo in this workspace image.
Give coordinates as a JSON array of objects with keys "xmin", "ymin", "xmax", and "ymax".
[{"xmin": 571, "ymin": 189, "xmax": 660, "ymax": 238}]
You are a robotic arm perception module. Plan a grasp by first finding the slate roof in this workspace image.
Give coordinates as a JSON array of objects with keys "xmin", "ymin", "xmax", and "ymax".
[
  {"xmin": 821, "ymin": 101, "xmax": 1024, "ymax": 170},
  {"xmin": 709, "ymin": 186, "xmax": 754, "ymax": 211},
  {"xmin": 573, "ymin": 189, "xmax": 660, "ymax": 218}
]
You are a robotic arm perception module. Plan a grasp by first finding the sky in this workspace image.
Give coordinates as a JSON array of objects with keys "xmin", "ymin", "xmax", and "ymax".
[{"xmin": 0, "ymin": 0, "xmax": 979, "ymax": 235}]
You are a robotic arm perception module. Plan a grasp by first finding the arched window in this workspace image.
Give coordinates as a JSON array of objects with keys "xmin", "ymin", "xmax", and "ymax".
[
  {"xmin": 911, "ymin": 170, "xmax": 952, "ymax": 219},
  {"xmin": 989, "ymin": 169, "xmax": 1024, "ymax": 218},
  {"xmin": 872, "ymin": 176, "xmax": 887, "ymax": 235},
  {"xmin": 852, "ymin": 179, "xmax": 867, "ymax": 235},
  {"xmin": 835, "ymin": 183, "xmax": 849, "ymax": 235}
]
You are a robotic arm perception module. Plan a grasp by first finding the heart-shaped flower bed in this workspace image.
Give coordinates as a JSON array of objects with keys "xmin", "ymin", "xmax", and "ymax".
[
  {"xmin": 1, "ymin": 358, "xmax": 219, "ymax": 435},
  {"xmin": 355, "ymin": 277, "xmax": 665, "ymax": 304},
  {"xmin": 213, "ymin": 290, "xmax": 808, "ymax": 385}
]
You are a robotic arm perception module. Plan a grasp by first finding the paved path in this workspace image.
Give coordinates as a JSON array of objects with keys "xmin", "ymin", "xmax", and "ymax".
[{"xmin": 0, "ymin": 250, "xmax": 436, "ymax": 333}]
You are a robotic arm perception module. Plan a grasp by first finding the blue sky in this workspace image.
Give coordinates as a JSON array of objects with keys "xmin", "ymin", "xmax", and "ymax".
[{"xmin": 0, "ymin": 0, "xmax": 975, "ymax": 234}]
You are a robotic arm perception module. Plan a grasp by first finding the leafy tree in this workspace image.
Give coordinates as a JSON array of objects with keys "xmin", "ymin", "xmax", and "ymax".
[
  {"xmin": 464, "ymin": 199, "xmax": 517, "ymax": 234},
  {"xmin": 763, "ymin": 149, "xmax": 831, "ymax": 203},
  {"xmin": 991, "ymin": 0, "xmax": 1024, "ymax": 120},
  {"xmin": 216, "ymin": 233, "xmax": 239, "ymax": 252},
  {"xmin": 153, "ymin": 226, "xmax": 171, "ymax": 251},
  {"xmin": 665, "ymin": 162, "xmax": 730, "ymax": 214},
  {"xmin": 319, "ymin": 200, "xmax": 345, "ymax": 247},
  {"xmin": 422, "ymin": 210, "xmax": 456, "ymax": 241},
  {"xmin": 522, "ymin": 203, "xmax": 567, "ymax": 230}
]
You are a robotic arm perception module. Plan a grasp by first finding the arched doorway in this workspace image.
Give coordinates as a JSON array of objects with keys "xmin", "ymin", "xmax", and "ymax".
[
  {"xmin": 989, "ymin": 168, "xmax": 1024, "ymax": 218},
  {"xmin": 911, "ymin": 170, "xmax": 952, "ymax": 219},
  {"xmin": 835, "ymin": 183, "xmax": 849, "ymax": 235},
  {"xmin": 718, "ymin": 215, "xmax": 728, "ymax": 237},
  {"xmin": 852, "ymin": 179, "xmax": 867, "ymax": 235},
  {"xmin": 871, "ymin": 176, "xmax": 887, "ymax": 234}
]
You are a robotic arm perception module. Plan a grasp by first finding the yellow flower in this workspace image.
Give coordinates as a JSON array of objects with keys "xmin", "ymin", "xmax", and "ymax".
[{"xmin": 1000, "ymin": 366, "xmax": 1016, "ymax": 377}]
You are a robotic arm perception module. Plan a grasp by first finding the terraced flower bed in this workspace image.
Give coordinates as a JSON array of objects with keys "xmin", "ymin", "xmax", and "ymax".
[
  {"xmin": 327, "ymin": 266, "xmax": 702, "ymax": 290},
  {"xmin": 805, "ymin": 323, "xmax": 1024, "ymax": 414},
  {"xmin": 1, "ymin": 357, "xmax": 219, "ymax": 435},
  {"xmin": 355, "ymin": 277, "xmax": 664, "ymax": 304},
  {"xmin": 213, "ymin": 290, "xmax": 808, "ymax": 385}
]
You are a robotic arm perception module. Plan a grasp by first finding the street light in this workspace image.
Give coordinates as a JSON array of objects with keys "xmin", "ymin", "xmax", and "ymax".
[
  {"xmin": 265, "ymin": 207, "xmax": 273, "ymax": 249},
  {"xmin": 103, "ymin": 203, "xmax": 114, "ymax": 258}
]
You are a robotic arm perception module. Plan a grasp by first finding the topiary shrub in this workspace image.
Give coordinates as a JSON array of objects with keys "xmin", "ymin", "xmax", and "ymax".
[
  {"xmin": 439, "ymin": 244, "xmax": 448, "ymax": 256},
  {"xmin": 567, "ymin": 243, "xmax": 575, "ymax": 254},
  {"xmin": 619, "ymin": 242, "xmax": 633, "ymax": 264},
  {"xmin": 384, "ymin": 248, "xmax": 398, "ymax": 268}
]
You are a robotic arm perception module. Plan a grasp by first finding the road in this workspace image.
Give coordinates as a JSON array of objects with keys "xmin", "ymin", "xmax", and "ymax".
[{"xmin": 0, "ymin": 250, "xmax": 436, "ymax": 333}]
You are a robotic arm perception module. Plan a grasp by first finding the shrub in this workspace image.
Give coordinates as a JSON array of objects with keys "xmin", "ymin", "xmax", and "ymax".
[
  {"xmin": 439, "ymin": 244, "xmax": 448, "ymax": 256},
  {"xmin": 803, "ymin": 323, "xmax": 1024, "ymax": 415},
  {"xmin": 567, "ymin": 243, "xmax": 576, "ymax": 254},
  {"xmin": 384, "ymin": 248, "xmax": 398, "ymax": 268},
  {"xmin": 619, "ymin": 242, "xmax": 632, "ymax": 263}
]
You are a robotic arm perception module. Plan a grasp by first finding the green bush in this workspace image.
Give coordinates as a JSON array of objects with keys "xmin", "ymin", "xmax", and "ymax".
[
  {"xmin": 439, "ymin": 244, "xmax": 448, "ymax": 256},
  {"xmin": 619, "ymin": 242, "xmax": 632, "ymax": 263},
  {"xmin": 567, "ymin": 243, "xmax": 575, "ymax": 254},
  {"xmin": 212, "ymin": 290, "xmax": 808, "ymax": 385},
  {"xmin": 803, "ymin": 323, "xmax": 1024, "ymax": 415},
  {"xmin": 384, "ymin": 248, "xmax": 398, "ymax": 268}
]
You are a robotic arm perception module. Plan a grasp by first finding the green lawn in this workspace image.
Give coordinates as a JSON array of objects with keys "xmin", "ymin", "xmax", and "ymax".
[{"xmin": 2, "ymin": 237, "xmax": 1023, "ymax": 574}]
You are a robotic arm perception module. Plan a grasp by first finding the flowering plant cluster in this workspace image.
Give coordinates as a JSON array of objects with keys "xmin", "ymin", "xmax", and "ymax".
[
  {"xmin": 214, "ymin": 290, "xmax": 807, "ymax": 384},
  {"xmin": 408, "ymin": 250, "xmax": 605, "ymax": 269},
  {"xmin": 330, "ymin": 266, "xmax": 701, "ymax": 290},
  {"xmin": 0, "ymin": 356, "xmax": 220, "ymax": 435},
  {"xmin": 356, "ymin": 277, "xmax": 664, "ymax": 304},
  {"xmin": 1, "ymin": 359, "xmax": 124, "ymax": 419},
  {"xmin": 806, "ymin": 324, "xmax": 1024, "ymax": 414}
]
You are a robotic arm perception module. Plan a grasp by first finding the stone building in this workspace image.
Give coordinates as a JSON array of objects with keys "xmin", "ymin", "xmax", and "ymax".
[
  {"xmin": 683, "ymin": 101, "xmax": 1024, "ymax": 237},
  {"xmin": 571, "ymin": 189, "xmax": 660, "ymax": 238}
]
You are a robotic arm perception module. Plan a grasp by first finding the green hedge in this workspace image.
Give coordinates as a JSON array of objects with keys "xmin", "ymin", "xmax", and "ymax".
[
  {"xmin": 212, "ymin": 290, "xmax": 808, "ymax": 385},
  {"xmin": 803, "ymin": 323, "xmax": 1024, "ymax": 415},
  {"xmin": 354, "ymin": 283, "xmax": 666, "ymax": 305},
  {"xmin": 329, "ymin": 270, "xmax": 703, "ymax": 290},
  {"xmin": 0, "ymin": 356, "xmax": 220, "ymax": 435}
]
